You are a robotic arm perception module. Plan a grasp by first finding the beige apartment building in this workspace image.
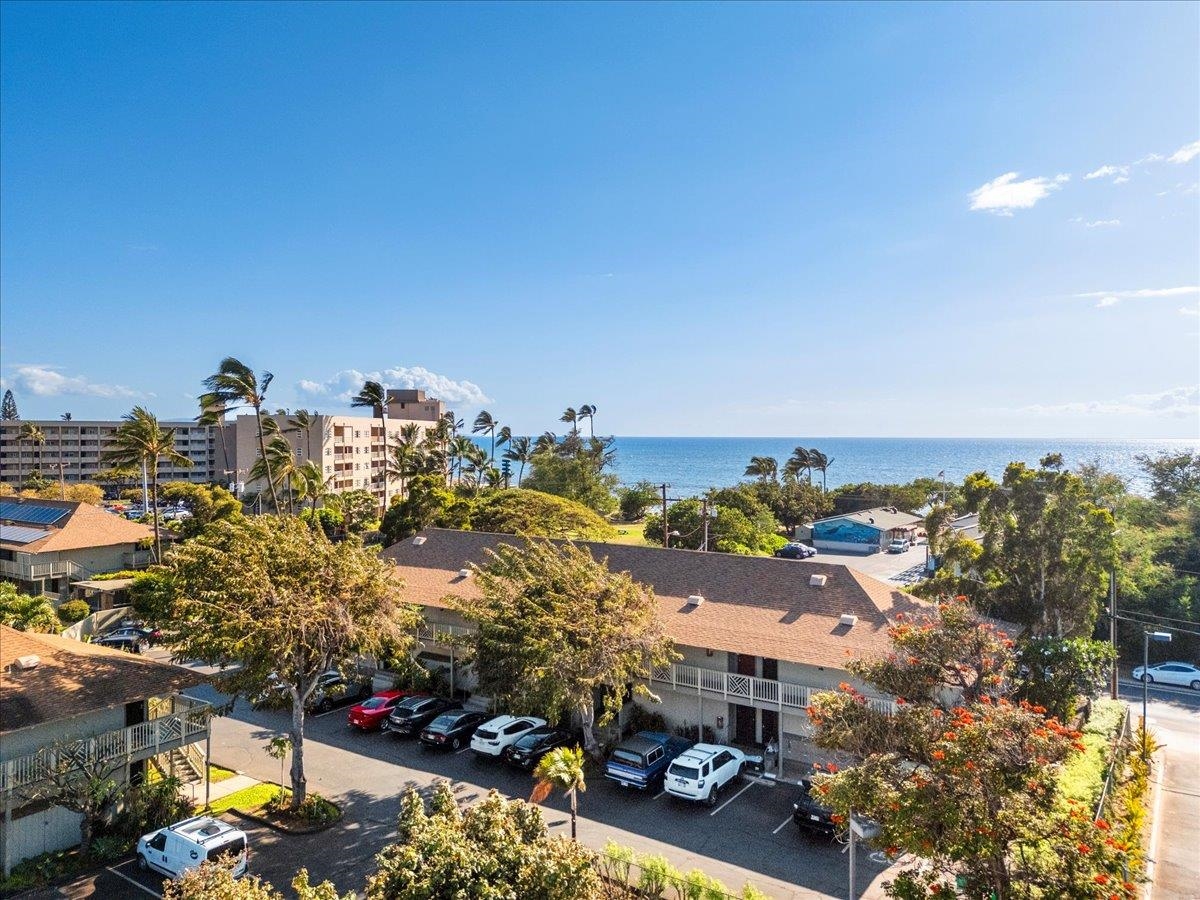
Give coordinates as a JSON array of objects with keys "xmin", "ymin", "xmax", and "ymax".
[
  {"xmin": 0, "ymin": 419, "xmax": 216, "ymax": 487},
  {"xmin": 226, "ymin": 390, "xmax": 448, "ymax": 506}
]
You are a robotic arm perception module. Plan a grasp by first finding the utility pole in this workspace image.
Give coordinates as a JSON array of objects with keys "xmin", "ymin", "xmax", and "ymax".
[
  {"xmin": 661, "ymin": 483, "xmax": 669, "ymax": 548},
  {"xmin": 1109, "ymin": 569, "xmax": 1119, "ymax": 700},
  {"xmin": 701, "ymin": 497, "xmax": 709, "ymax": 551}
]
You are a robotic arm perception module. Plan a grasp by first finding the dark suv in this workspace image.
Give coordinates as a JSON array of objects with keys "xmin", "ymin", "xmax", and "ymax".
[
  {"xmin": 383, "ymin": 696, "xmax": 461, "ymax": 737},
  {"xmin": 792, "ymin": 778, "xmax": 837, "ymax": 836},
  {"xmin": 501, "ymin": 726, "xmax": 574, "ymax": 770}
]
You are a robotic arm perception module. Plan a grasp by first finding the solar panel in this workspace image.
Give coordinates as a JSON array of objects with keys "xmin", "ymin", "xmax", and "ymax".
[
  {"xmin": 0, "ymin": 501, "xmax": 69, "ymax": 525},
  {"xmin": 0, "ymin": 524, "xmax": 50, "ymax": 545}
]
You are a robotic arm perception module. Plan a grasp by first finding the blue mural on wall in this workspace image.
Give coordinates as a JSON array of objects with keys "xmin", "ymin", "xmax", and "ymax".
[{"xmin": 813, "ymin": 519, "xmax": 881, "ymax": 545}]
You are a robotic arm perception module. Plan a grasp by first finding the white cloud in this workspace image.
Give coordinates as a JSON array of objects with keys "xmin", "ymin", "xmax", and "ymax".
[
  {"xmin": 1084, "ymin": 164, "xmax": 1130, "ymax": 182},
  {"xmin": 1180, "ymin": 306, "xmax": 1200, "ymax": 318},
  {"xmin": 1168, "ymin": 139, "xmax": 1200, "ymax": 164},
  {"xmin": 1075, "ymin": 285, "xmax": 1200, "ymax": 308},
  {"xmin": 296, "ymin": 366, "xmax": 490, "ymax": 406},
  {"xmin": 968, "ymin": 172, "xmax": 1069, "ymax": 215},
  {"xmin": 5, "ymin": 365, "xmax": 138, "ymax": 399},
  {"xmin": 1071, "ymin": 218, "xmax": 1120, "ymax": 228},
  {"xmin": 1017, "ymin": 385, "xmax": 1199, "ymax": 419}
]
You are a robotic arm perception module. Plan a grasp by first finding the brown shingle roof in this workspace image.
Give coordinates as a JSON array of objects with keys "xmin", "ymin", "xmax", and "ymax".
[
  {"xmin": 383, "ymin": 529, "xmax": 929, "ymax": 671},
  {"xmin": 0, "ymin": 626, "xmax": 203, "ymax": 734},
  {"xmin": 0, "ymin": 499, "xmax": 153, "ymax": 554}
]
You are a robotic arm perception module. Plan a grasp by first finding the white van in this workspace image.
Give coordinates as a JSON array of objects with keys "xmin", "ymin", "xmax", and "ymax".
[{"xmin": 137, "ymin": 815, "xmax": 248, "ymax": 879}]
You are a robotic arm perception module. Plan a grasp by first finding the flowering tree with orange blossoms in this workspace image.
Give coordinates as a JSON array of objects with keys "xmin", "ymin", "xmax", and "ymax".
[{"xmin": 809, "ymin": 597, "xmax": 1137, "ymax": 899}]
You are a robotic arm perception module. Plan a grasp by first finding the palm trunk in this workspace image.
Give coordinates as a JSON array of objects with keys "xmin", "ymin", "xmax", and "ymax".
[
  {"xmin": 289, "ymin": 692, "xmax": 307, "ymax": 809},
  {"xmin": 379, "ymin": 414, "xmax": 389, "ymax": 510},
  {"xmin": 578, "ymin": 702, "xmax": 599, "ymax": 757},
  {"xmin": 490, "ymin": 431, "xmax": 495, "ymax": 464},
  {"xmin": 253, "ymin": 404, "xmax": 280, "ymax": 512},
  {"xmin": 518, "ymin": 460, "xmax": 525, "ymax": 486},
  {"xmin": 570, "ymin": 788, "xmax": 577, "ymax": 840},
  {"xmin": 150, "ymin": 463, "xmax": 162, "ymax": 563}
]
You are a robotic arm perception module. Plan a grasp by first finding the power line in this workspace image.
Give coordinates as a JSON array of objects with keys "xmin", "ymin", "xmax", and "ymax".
[
  {"xmin": 1113, "ymin": 614, "xmax": 1200, "ymax": 639},
  {"xmin": 1115, "ymin": 608, "xmax": 1200, "ymax": 628}
]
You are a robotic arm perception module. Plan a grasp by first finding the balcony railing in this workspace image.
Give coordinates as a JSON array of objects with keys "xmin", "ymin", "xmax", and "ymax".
[
  {"xmin": 649, "ymin": 663, "xmax": 896, "ymax": 715},
  {"xmin": 1, "ymin": 703, "xmax": 211, "ymax": 796},
  {"xmin": 0, "ymin": 558, "xmax": 86, "ymax": 581}
]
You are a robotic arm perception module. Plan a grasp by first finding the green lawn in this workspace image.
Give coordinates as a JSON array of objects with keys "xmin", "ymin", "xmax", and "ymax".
[
  {"xmin": 207, "ymin": 783, "xmax": 289, "ymax": 816},
  {"xmin": 209, "ymin": 763, "xmax": 238, "ymax": 783},
  {"xmin": 606, "ymin": 521, "xmax": 649, "ymax": 545}
]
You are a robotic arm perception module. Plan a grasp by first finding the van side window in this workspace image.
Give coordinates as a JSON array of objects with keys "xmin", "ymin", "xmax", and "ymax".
[
  {"xmin": 648, "ymin": 748, "xmax": 662, "ymax": 764},
  {"xmin": 149, "ymin": 833, "xmax": 167, "ymax": 851}
]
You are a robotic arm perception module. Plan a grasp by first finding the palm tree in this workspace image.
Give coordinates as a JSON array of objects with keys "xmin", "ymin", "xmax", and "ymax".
[
  {"xmin": 808, "ymin": 448, "xmax": 834, "ymax": 493},
  {"xmin": 287, "ymin": 409, "xmax": 319, "ymax": 463},
  {"xmin": 577, "ymin": 404, "xmax": 597, "ymax": 437},
  {"xmin": 197, "ymin": 393, "xmax": 232, "ymax": 481},
  {"xmin": 530, "ymin": 746, "xmax": 587, "ymax": 840},
  {"xmin": 449, "ymin": 435, "xmax": 475, "ymax": 485},
  {"xmin": 17, "ymin": 422, "xmax": 45, "ymax": 487},
  {"xmin": 496, "ymin": 425, "xmax": 512, "ymax": 451},
  {"xmin": 785, "ymin": 446, "xmax": 813, "ymax": 484},
  {"xmin": 203, "ymin": 358, "xmax": 280, "ymax": 512},
  {"xmin": 472, "ymin": 410, "xmax": 499, "ymax": 463},
  {"xmin": 102, "ymin": 407, "xmax": 192, "ymax": 562},
  {"xmin": 386, "ymin": 423, "xmax": 424, "ymax": 498},
  {"xmin": 744, "ymin": 456, "xmax": 779, "ymax": 483},
  {"xmin": 560, "ymin": 407, "xmax": 578, "ymax": 433},
  {"xmin": 294, "ymin": 460, "xmax": 334, "ymax": 523},
  {"xmin": 502, "ymin": 436, "xmax": 532, "ymax": 486},
  {"xmin": 60, "ymin": 412, "xmax": 72, "ymax": 422},
  {"xmin": 533, "ymin": 431, "xmax": 558, "ymax": 456},
  {"xmin": 250, "ymin": 435, "xmax": 299, "ymax": 514},
  {"xmin": 350, "ymin": 381, "xmax": 389, "ymax": 509}
]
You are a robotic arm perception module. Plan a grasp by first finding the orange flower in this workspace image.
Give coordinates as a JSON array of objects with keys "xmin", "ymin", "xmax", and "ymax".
[
  {"xmin": 1093, "ymin": 874, "xmax": 1109, "ymax": 885},
  {"xmin": 827, "ymin": 763, "xmax": 839, "ymax": 773},
  {"xmin": 838, "ymin": 682, "xmax": 852, "ymax": 692},
  {"xmin": 1077, "ymin": 843, "xmax": 1091, "ymax": 855},
  {"xmin": 965, "ymin": 761, "xmax": 976, "ymax": 770},
  {"xmin": 932, "ymin": 750, "xmax": 945, "ymax": 760},
  {"xmin": 1095, "ymin": 818, "xmax": 1110, "ymax": 831}
]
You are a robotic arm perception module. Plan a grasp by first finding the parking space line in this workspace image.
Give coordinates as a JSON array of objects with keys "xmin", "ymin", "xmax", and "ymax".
[
  {"xmin": 772, "ymin": 814, "xmax": 793, "ymax": 834},
  {"xmin": 106, "ymin": 865, "xmax": 162, "ymax": 898},
  {"xmin": 652, "ymin": 789, "xmax": 666, "ymax": 800},
  {"xmin": 709, "ymin": 776, "xmax": 762, "ymax": 817},
  {"xmin": 456, "ymin": 745, "xmax": 474, "ymax": 754},
  {"xmin": 310, "ymin": 708, "xmax": 344, "ymax": 719}
]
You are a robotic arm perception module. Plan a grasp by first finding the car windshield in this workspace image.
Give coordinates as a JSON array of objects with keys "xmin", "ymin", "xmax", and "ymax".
[
  {"xmin": 611, "ymin": 749, "xmax": 644, "ymax": 767},
  {"xmin": 668, "ymin": 763, "xmax": 699, "ymax": 780},
  {"xmin": 359, "ymin": 696, "xmax": 391, "ymax": 710}
]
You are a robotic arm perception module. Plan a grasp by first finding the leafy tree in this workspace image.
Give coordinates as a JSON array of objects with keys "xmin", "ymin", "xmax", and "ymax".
[
  {"xmin": 339, "ymin": 488, "xmax": 380, "ymax": 534},
  {"xmin": 1, "ymin": 388, "xmax": 17, "ymax": 420},
  {"xmin": 351, "ymin": 380, "xmax": 390, "ymax": 508},
  {"xmin": 56, "ymin": 599, "xmax": 92, "ymax": 625},
  {"xmin": 165, "ymin": 863, "xmax": 349, "ymax": 900},
  {"xmin": 0, "ymin": 582, "xmax": 61, "ymax": 632},
  {"xmin": 523, "ymin": 452, "xmax": 618, "ymax": 515},
  {"xmin": 299, "ymin": 505, "xmax": 344, "ymax": 539},
  {"xmin": 451, "ymin": 538, "xmax": 675, "ymax": 754},
  {"xmin": 752, "ymin": 477, "xmax": 832, "ymax": 532},
  {"xmin": 153, "ymin": 516, "xmax": 418, "ymax": 808},
  {"xmin": 743, "ymin": 455, "xmax": 779, "ymax": 483},
  {"xmin": 380, "ymin": 474, "xmax": 472, "ymax": 543},
  {"xmin": 974, "ymin": 461, "xmax": 1117, "ymax": 637},
  {"xmin": 203, "ymin": 358, "xmax": 279, "ymax": 512},
  {"xmin": 831, "ymin": 480, "xmax": 929, "ymax": 514},
  {"xmin": 22, "ymin": 481, "xmax": 106, "ymax": 505},
  {"xmin": 531, "ymin": 745, "xmax": 587, "ymax": 840},
  {"xmin": 470, "ymin": 488, "xmax": 617, "ymax": 540},
  {"xmin": 101, "ymin": 408, "xmax": 193, "ymax": 562},
  {"xmin": 618, "ymin": 480, "xmax": 660, "ymax": 522},
  {"xmin": 157, "ymin": 481, "xmax": 243, "ymax": 538},
  {"xmin": 643, "ymin": 492, "xmax": 785, "ymax": 555},
  {"xmin": 809, "ymin": 598, "xmax": 1136, "ymax": 899},
  {"xmin": 367, "ymin": 783, "xmax": 599, "ymax": 900},
  {"xmin": 1013, "ymin": 637, "xmax": 1116, "ymax": 720},
  {"xmin": 1136, "ymin": 450, "xmax": 1200, "ymax": 505},
  {"xmin": 20, "ymin": 748, "xmax": 124, "ymax": 854}
]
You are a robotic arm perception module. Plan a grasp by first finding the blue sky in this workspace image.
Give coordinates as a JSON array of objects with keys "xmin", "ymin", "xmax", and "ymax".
[{"xmin": 2, "ymin": 2, "xmax": 1197, "ymax": 438}]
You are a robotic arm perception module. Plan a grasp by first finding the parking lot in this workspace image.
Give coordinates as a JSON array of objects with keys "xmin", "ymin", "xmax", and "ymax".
[
  {"xmin": 800, "ymin": 543, "xmax": 929, "ymax": 585},
  {"xmin": 33, "ymin": 686, "xmax": 893, "ymax": 899}
]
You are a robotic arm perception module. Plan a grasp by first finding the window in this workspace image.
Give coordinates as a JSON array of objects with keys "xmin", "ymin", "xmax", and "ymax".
[
  {"xmin": 148, "ymin": 833, "xmax": 167, "ymax": 852},
  {"xmin": 504, "ymin": 721, "xmax": 527, "ymax": 735},
  {"xmin": 701, "ymin": 763, "xmax": 710, "ymax": 777},
  {"xmin": 713, "ymin": 751, "xmax": 733, "ymax": 768},
  {"xmin": 648, "ymin": 748, "xmax": 662, "ymax": 764}
]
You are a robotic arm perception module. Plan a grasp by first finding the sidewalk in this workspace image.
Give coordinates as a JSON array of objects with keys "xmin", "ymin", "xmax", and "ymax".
[
  {"xmin": 1145, "ymin": 700, "xmax": 1200, "ymax": 899},
  {"xmin": 180, "ymin": 772, "xmax": 262, "ymax": 806}
]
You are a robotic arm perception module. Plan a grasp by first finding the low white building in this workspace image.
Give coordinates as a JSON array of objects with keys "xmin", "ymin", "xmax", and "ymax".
[
  {"xmin": 809, "ymin": 506, "xmax": 923, "ymax": 553},
  {"xmin": 383, "ymin": 529, "xmax": 924, "ymax": 777}
]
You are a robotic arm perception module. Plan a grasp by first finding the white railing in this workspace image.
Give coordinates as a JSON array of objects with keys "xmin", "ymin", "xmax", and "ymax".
[
  {"xmin": 1, "ymin": 704, "xmax": 211, "ymax": 795},
  {"xmin": 416, "ymin": 622, "xmax": 472, "ymax": 643},
  {"xmin": 649, "ymin": 663, "xmax": 896, "ymax": 715},
  {"xmin": 0, "ymin": 558, "xmax": 86, "ymax": 581}
]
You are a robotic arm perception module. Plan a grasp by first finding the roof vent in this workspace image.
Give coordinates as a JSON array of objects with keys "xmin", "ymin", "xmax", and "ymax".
[
  {"xmin": 809, "ymin": 574, "xmax": 828, "ymax": 587},
  {"xmin": 412, "ymin": 536, "xmax": 427, "ymax": 546},
  {"xmin": 839, "ymin": 614, "xmax": 858, "ymax": 627},
  {"xmin": 457, "ymin": 568, "xmax": 471, "ymax": 579},
  {"xmin": 686, "ymin": 594, "xmax": 705, "ymax": 606},
  {"xmin": 12, "ymin": 654, "xmax": 41, "ymax": 671}
]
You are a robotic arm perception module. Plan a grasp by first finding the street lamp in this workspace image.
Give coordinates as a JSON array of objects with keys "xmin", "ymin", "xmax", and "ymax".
[{"xmin": 1141, "ymin": 630, "xmax": 1171, "ymax": 759}]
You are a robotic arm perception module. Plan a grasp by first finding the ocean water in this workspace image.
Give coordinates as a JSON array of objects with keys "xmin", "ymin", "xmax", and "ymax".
[{"xmin": 603, "ymin": 437, "xmax": 1200, "ymax": 498}]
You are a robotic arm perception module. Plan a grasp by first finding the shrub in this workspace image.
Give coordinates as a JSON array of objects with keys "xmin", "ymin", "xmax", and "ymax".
[
  {"xmin": 107, "ymin": 777, "xmax": 194, "ymax": 845},
  {"xmin": 56, "ymin": 599, "xmax": 92, "ymax": 625},
  {"xmin": 625, "ymin": 704, "xmax": 668, "ymax": 737},
  {"xmin": 294, "ymin": 793, "xmax": 340, "ymax": 825},
  {"xmin": 618, "ymin": 482, "xmax": 660, "ymax": 522}
]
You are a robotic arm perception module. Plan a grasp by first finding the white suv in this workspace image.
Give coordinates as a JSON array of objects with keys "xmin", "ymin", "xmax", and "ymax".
[
  {"xmin": 470, "ymin": 714, "xmax": 547, "ymax": 758},
  {"xmin": 664, "ymin": 743, "xmax": 747, "ymax": 805}
]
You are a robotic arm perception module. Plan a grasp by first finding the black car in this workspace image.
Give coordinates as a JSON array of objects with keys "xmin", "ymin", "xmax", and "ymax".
[
  {"xmin": 307, "ymin": 672, "xmax": 372, "ymax": 713},
  {"xmin": 775, "ymin": 543, "xmax": 816, "ymax": 560},
  {"xmin": 792, "ymin": 779, "xmax": 837, "ymax": 836},
  {"xmin": 501, "ymin": 725, "xmax": 574, "ymax": 770},
  {"xmin": 93, "ymin": 633, "xmax": 147, "ymax": 654},
  {"xmin": 383, "ymin": 696, "xmax": 461, "ymax": 737},
  {"xmin": 420, "ymin": 710, "xmax": 492, "ymax": 751}
]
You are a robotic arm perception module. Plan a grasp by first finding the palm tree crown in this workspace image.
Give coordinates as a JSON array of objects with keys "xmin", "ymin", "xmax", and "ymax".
[
  {"xmin": 102, "ymin": 406, "xmax": 192, "ymax": 561},
  {"xmin": 744, "ymin": 456, "xmax": 779, "ymax": 483},
  {"xmin": 203, "ymin": 357, "xmax": 279, "ymax": 511},
  {"xmin": 502, "ymin": 436, "xmax": 532, "ymax": 486},
  {"xmin": 350, "ymin": 380, "xmax": 389, "ymax": 510},
  {"xmin": 531, "ymin": 745, "xmax": 587, "ymax": 840}
]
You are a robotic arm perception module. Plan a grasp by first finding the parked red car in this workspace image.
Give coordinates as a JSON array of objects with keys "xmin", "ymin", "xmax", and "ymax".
[{"xmin": 347, "ymin": 690, "xmax": 422, "ymax": 731}]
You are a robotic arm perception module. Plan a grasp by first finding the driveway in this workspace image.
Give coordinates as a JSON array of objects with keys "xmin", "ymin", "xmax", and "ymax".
[{"xmin": 799, "ymin": 544, "xmax": 929, "ymax": 585}]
